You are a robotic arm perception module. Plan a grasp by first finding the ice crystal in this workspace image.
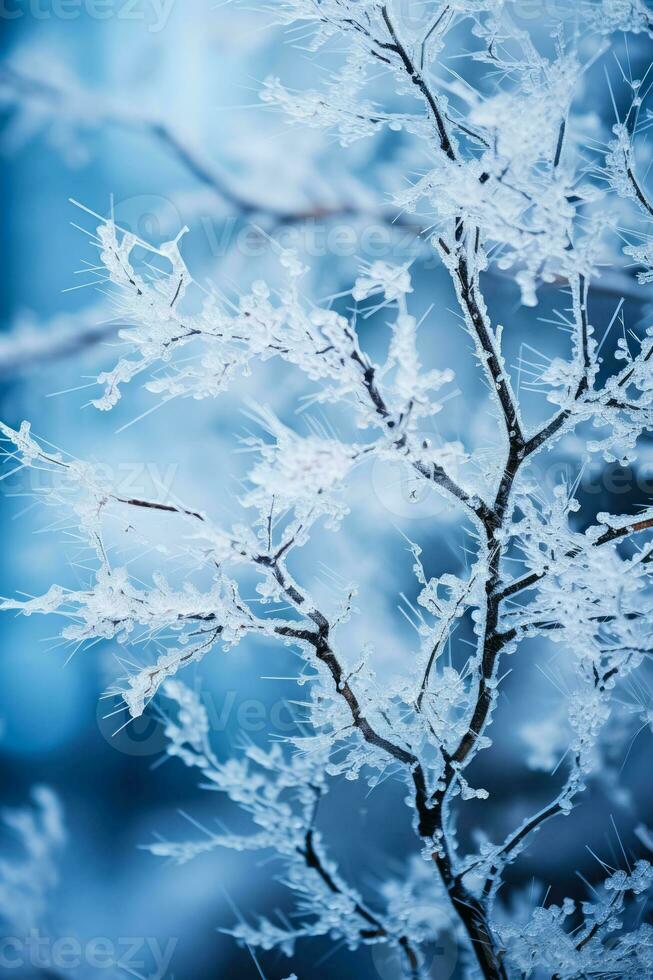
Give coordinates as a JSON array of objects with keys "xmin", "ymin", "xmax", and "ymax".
[{"xmin": 2, "ymin": 3, "xmax": 653, "ymax": 978}]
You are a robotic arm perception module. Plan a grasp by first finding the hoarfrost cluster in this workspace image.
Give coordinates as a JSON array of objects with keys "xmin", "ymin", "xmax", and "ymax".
[{"xmin": 2, "ymin": 1, "xmax": 653, "ymax": 978}]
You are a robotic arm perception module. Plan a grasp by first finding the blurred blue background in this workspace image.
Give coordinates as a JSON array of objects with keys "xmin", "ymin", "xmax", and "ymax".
[{"xmin": 0, "ymin": 4, "xmax": 652, "ymax": 978}]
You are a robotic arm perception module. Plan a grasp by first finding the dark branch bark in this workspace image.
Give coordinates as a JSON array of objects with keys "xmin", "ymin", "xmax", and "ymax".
[
  {"xmin": 298, "ymin": 794, "xmax": 422, "ymax": 976},
  {"xmin": 380, "ymin": 6, "xmax": 457, "ymax": 162},
  {"xmin": 454, "ymin": 255, "xmax": 525, "ymax": 448}
]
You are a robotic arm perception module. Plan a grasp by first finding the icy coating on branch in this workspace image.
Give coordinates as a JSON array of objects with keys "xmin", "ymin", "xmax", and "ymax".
[{"xmin": 2, "ymin": 2, "xmax": 653, "ymax": 978}]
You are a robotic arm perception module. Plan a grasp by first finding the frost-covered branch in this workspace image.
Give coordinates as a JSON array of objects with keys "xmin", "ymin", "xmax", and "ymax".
[
  {"xmin": 75, "ymin": 215, "xmax": 485, "ymax": 525},
  {"xmin": 143, "ymin": 682, "xmax": 428, "ymax": 976},
  {"xmin": 0, "ymin": 37, "xmax": 647, "ymax": 379},
  {"xmin": 3, "ymin": 4, "xmax": 653, "ymax": 979},
  {"xmin": 498, "ymin": 860, "xmax": 653, "ymax": 977}
]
